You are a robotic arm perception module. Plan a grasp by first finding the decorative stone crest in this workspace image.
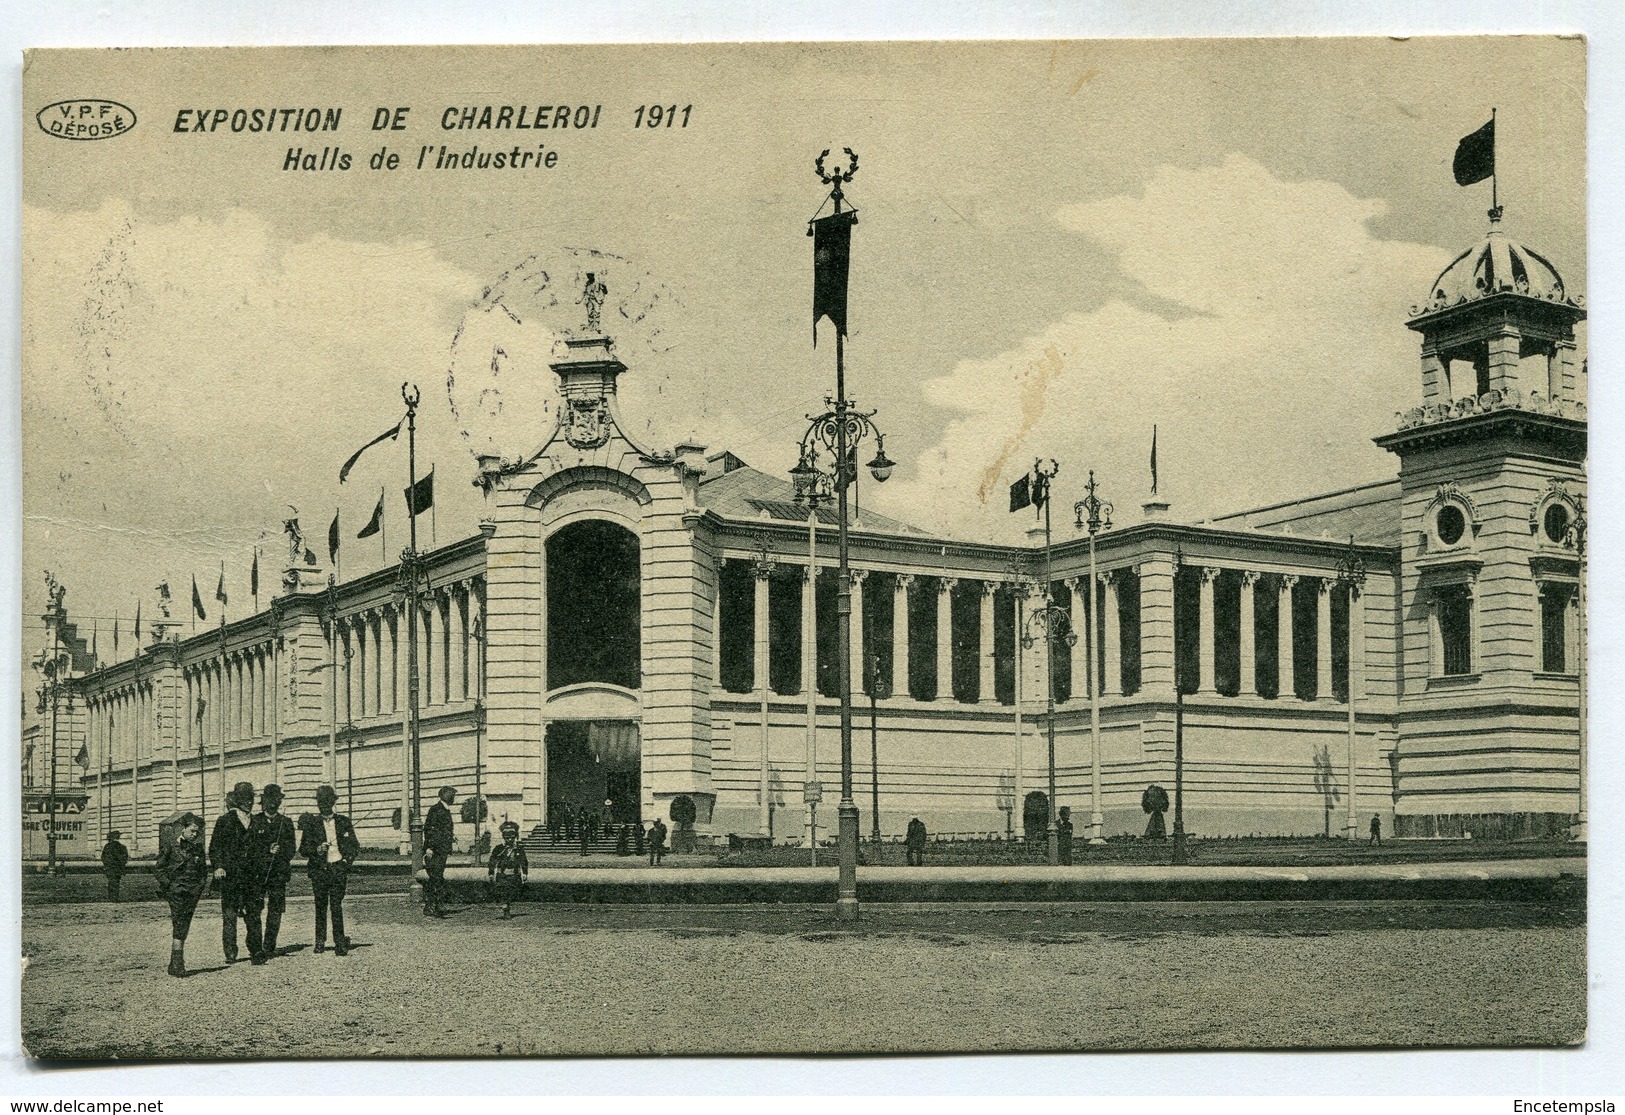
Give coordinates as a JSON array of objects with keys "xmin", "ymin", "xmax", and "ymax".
[{"xmin": 562, "ymin": 395, "xmax": 612, "ymax": 450}]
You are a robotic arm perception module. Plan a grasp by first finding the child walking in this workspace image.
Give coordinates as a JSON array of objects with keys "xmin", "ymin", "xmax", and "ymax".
[
  {"xmin": 153, "ymin": 813, "xmax": 208, "ymax": 977},
  {"xmin": 487, "ymin": 820, "xmax": 529, "ymax": 918}
]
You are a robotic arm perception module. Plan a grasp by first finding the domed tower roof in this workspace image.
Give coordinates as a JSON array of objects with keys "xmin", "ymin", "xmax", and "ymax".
[{"xmin": 1419, "ymin": 215, "xmax": 1571, "ymax": 313}]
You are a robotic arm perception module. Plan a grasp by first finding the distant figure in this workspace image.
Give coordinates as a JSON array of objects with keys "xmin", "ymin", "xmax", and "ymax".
[
  {"xmin": 616, "ymin": 825, "xmax": 631, "ymax": 856},
  {"xmin": 905, "ymin": 817, "xmax": 928, "ymax": 866},
  {"xmin": 209, "ymin": 781, "xmax": 264, "ymax": 964},
  {"xmin": 423, "ymin": 786, "xmax": 457, "ymax": 917},
  {"xmin": 634, "ymin": 822, "xmax": 646, "ymax": 857},
  {"xmin": 579, "ymin": 813, "xmax": 592, "ymax": 856},
  {"xmin": 1370, "ymin": 814, "xmax": 1383, "ymax": 846},
  {"xmin": 547, "ymin": 806, "xmax": 561, "ymax": 844},
  {"xmin": 487, "ymin": 821, "xmax": 529, "ymax": 918},
  {"xmin": 648, "ymin": 818, "xmax": 668, "ymax": 866},
  {"xmin": 1057, "ymin": 806, "xmax": 1075, "ymax": 866},
  {"xmin": 153, "ymin": 813, "xmax": 207, "ymax": 977},
  {"xmin": 298, "ymin": 784, "xmax": 360, "ymax": 956},
  {"xmin": 101, "ymin": 830, "xmax": 129, "ymax": 902}
]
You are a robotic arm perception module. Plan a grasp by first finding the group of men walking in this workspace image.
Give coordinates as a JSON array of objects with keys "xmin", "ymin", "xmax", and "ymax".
[{"xmin": 153, "ymin": 780, "xmax": 360, "ymax": 976}]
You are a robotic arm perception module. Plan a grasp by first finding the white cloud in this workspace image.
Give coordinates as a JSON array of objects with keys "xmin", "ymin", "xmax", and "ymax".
[{"xmin": 868, "ymin": 154, "xmax": 1453, "ymax": 541}]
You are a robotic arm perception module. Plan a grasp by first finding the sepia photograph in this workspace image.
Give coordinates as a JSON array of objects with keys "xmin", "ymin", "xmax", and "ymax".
[{"xmin": 18, "ymin": 36, "xmax": 1587, "ymax": 1061}]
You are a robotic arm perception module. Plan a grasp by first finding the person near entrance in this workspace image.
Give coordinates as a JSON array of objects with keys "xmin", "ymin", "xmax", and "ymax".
[
  {"xmin": 487, "ymin": 820, "xmax": 529, "ymax": 918},
  {"xmin": 647, "ymin": 817, "xmax": 667, "ymax": 865},
  {"xmin": 101, "ymin": 830, "xmax": 129, "ymax": 902},
  {"xmin": 299, "ymin": 785, "xmax": 359, "ymax": 955},
  {"xmin": 251, "ymin": 784, "xmax": 296, "ymax": 957},
  {"xmin": 1370, "ymin": 814, "xmax": 1383, "ymax": 846},
  {"xmin": 424, "ymin": 786, "xmax": 457, "ymax": 917},
  {"xmin": 210, "ymin": 781, "xmax": 264, "ymax": 965},
  {"xmin": 1057, "ymin": 806, "xmax": 1075, "ymax": 866}
]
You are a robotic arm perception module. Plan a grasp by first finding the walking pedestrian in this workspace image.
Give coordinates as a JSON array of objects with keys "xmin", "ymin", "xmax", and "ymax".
[
  {"xmin": 1370, "ymin": 814, "xmax": 1383, "ymax": 846},
  {"xmin": 487, "ymin": 820, "xmax": 529, "ymax": 918},
  {"xmin": 1057, "ymin": 806, "xmax": 1075, "ymax": 866},
  {"xmin": 424, "ymin": 786, "xmax": 457, "ymax": 917},
  {"xmin": 251, "ymin": 784, "xmax": 296, "ymax": 958},
  {"xmin": 153, "ymin": 813, "xmax": 207, "ymax": 977},
  {"xmin": 647, "ymin": 817, "xmax": 667, "ymax": 865},
  {"xmin": 905, "ymin": 817, "xmax": 928, "ymax": 866},
  {"xmin": 209, "ymin": 781, "xmax": 265, "ymax": 964},
  {"xmin": 100, "ymin": 830, "xmax": 129, "ymax": 902},
  {"xmin": 299, "ymin": 784, "xmax": 359, "ymax": 956}
]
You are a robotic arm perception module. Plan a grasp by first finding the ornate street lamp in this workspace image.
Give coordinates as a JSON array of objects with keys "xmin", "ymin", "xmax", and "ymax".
[
  {"xmin": 1003, "ymin": 554, "xmax": 1037, "ymax": 846},
  {"xmin": 1022, "ymin": 594, "xmax": 1076, "ymax": 865},
  {"xmin": 790, "ymin": 444, "xmax": 834, "ymax": 864},
  {"xmin": 1334, "ymin": 534, "xmax": 1367, "ymax": 840},
  {"xmin": 749, "ymin": 532, "xmax": 778, "ymax": 839},
  {"xmin": 792, "ymin": 406, "xmax": 891, "ymax": 904},
  {"xmin": 1073, "ymin": 470, "xmax": 1113, "ymax": 843}
]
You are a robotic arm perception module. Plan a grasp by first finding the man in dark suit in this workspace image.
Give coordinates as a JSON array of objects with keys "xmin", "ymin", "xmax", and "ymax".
[
  {"xmin": 209, "ymin": 781, "xmax": 265, "ymax": 964},
  {"xmin": 251, "ymin": 784, "xmax": 297, "ymax": 957},
  {"xmin": 423, "ymin": 785, "xmax": 457, "ymax": 917},
  {"xmin": 100, "ymin": 830, "xmax": 129, "ymax": 902},
  {"xmin": 299, "ymin": 784, "xmax": 359, "ymax": 955}
]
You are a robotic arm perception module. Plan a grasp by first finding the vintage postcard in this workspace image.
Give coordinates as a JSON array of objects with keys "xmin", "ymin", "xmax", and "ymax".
[{"xmin": 20, "ymin": 38, "xmax": 1586, "ymax": 1059}]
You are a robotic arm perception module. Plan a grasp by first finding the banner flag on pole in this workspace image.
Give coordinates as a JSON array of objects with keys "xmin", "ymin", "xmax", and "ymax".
[
  {"xmin": 810, "ymin": 209, "xmax": 858, "ymax": 345},
  {"xmin": 1009, "ymin": 473, "xmax": 1032, "ymax": 513},
  {"xmin": 358, "ymin": 489, "xmax": 385, "ymax": 538},
  {"xmin": 250, "ymin": 551, "xmax": 259, "ymax": 598},
  {"xmin": 75, "ymin": 744, "xmax": 89, "ymax": 769},
  {"xmin": 191, "ymin": 577, "xmax": 206, "ymax": 622},
  {"xmin": 1151, "ymin": 424, "xmax": 1159, "ymax": 495},
  {"xmin": 113, "ymin": 615, "xmax": 119, "ymax": 659},
  {"xmin": 135, "ymin": 599, "xmax": 143, "ymax": 640},
  {"xmin": 404, "ymin": 468, "xmax": 435, "ymax": 517},
  {"xmin": 196, "ymin": 697, "xmax": 207, "ymax": 723},
  {"xmin": 215, "ymin": 565, "xmax": 228, "ymax": 608},
  {"xmin": 1453, "ymin": 117, "xmax": 1495, "ymax": 186},
  {"xmin": 329, "ymin": 510, "xmax": 341, "ymax": 564},
  {"xmin": 1033, "ymin": 470, "xmax": 1049, "ymax": 510},
  {"xmin": 339, "ymin": 418, "xmax": 404, "ymax": 483}
]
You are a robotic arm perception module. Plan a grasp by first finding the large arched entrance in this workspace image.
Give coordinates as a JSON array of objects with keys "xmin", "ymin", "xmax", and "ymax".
[{"xmin": 545, "ymin": 519, "xmax": 642, "ymax": 827}]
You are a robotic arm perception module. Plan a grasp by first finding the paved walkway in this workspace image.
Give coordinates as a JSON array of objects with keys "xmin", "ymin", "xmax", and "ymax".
[{"xmin": 428, "ymin": 855, "xmax": 1583, "ymax": 903}]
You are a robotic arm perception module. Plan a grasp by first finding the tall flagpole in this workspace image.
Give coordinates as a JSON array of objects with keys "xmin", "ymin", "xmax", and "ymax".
[
  {"xmin": 1491, "ymin": 106, "xmax": 1498, "ymax": 215},
  {"xmin": 380, "ymin": 487, "xmax": 388, "ymax": 562}
]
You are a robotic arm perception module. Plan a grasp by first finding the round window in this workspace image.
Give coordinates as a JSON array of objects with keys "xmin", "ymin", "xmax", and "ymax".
[
  {"xmin": 1543, "ymin": 503, "xmax": 1571, "ymax": 545},
  {"xmin": 1436, "ymin": 505, "xmax": 1466, "ymax": 546}
]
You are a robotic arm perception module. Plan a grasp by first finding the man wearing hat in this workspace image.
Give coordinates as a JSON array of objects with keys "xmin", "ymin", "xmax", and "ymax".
[
  {"xmin": 100, "ymin": 829, "xmax": 129, "ymax": 902},
  {"xmin": 299, "ymin": 784, "xmax": 359, "ymax": 955},
  {"xmin": 422, "ymin": 785, "xmax": 458, "ymax": 917},
  {"xmin": 486, "ymin": 820, "xmax": 529, "ymax": 918},
  {"xmin": 209, "ymin": 780, "xmax": 265, "ymax": 964},
  {"xmin": 250, "ymin": 784, "xmax": 297, "ymax": 958}
]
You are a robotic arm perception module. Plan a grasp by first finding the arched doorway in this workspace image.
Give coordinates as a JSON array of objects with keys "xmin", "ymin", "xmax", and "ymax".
[{"xmin": 545, "ymin": 519, "xmax": 642, "ymax": 829}]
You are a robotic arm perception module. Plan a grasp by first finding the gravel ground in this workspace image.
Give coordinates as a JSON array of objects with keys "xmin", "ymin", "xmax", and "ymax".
[{"xmin": 21, "ymin": 895, "xmax": 1584, "ymax": 1059}]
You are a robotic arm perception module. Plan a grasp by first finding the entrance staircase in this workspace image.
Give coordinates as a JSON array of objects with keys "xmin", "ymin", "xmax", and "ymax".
[{"xmin": 522, "ymin": 823, "xmax": 645, "ymax": 856}]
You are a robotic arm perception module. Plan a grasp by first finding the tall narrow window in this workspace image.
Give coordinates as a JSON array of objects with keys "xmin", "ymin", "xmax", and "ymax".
[
  {"xmin": 1437, "ymin": 585, "xmax": 1473, "ymax": 676},
  {"xmin": 1540, "ymin": 583, "xmax": 1571, "ymax": 674}
]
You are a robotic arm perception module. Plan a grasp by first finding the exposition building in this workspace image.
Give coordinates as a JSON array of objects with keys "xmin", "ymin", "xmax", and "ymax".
[{"xmin": 31, "ymin": 207, "xmax": 1586, "ymax": 856}]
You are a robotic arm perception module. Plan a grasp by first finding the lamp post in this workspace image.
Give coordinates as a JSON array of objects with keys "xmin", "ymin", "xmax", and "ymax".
[
  {"xmin": 1003, "ymin": 554, "xmax": 1036, "ymax": 846},
  {"xmin": 790, "ymin": 449, "xmax": 832, "ymax": 864},
  {"xmin": 1073, "ymin": 471, "xmax": 1113, "ymax": 843},
  {"xmin": 1566, "ymin": 496, "xmax": 1587, "ymax": 842},
  {"xmin": 39, "ymin": 572, "xmax": 69, "ymax": 875},
  {"xmin": 749, "ymin": 533, "xmax": 778, "ymax": 839},
  {"xmin": 1022, "ymin": 593, "xmax": 1076, "ymax": 866},
  {"xmin": 1171, "ymin": 545, "xmax": 1189, "ymax": 865},
  {"xmin": 791, "ymin": 401, "xmax": 894, "ymax": 919},
  {"xmin": 1334, "ymin": 534, "xmax": 1367, "ymax": 840}
]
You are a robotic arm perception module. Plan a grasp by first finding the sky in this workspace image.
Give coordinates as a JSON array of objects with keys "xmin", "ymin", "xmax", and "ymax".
[{"xmin": 20, "ymin": 37, "xmax": 1585, "ymax": 674}]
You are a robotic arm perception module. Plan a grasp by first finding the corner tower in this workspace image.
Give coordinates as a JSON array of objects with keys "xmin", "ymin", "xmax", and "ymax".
[{"xmin": 1374, "ymin": 211, "xmax": 1586, "ymax": 837}]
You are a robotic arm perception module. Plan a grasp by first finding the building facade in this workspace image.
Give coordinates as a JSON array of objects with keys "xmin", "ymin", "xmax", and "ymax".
[{"xmin": 42, "ymin": 211, "xmax": 1585, "ymax": 855}]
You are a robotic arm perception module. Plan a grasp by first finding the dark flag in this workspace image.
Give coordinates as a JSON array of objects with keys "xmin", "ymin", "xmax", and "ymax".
[
  {"xmin": 304, "ymin": 547, "xmax": 317, "ymax": 567},
  {"xmin": 1009, "ymin": 473, "xmax": 1032, "ymax": 513},
  {"xmin": 91, "ymin": 622, "xmax": 99, "ymax": 667},
  {"xmin": 250, "ymin": 551, "xmax": 259, "ymax": 598},
  {"xmin": 134, "ymin": 600, "xmax": 142, "ymax": 639},
  {"xmin": 1032, "ymin": 470, "xmax": 1050, "ymax": 510},
  {"xmin": 1150, "ymin": 424, "xmax": 1159, "ymax": 495},
  {"xmin": 404, "ymin": 468, "xmax": 435, "ymax": 517},
  {"xmin": 215, "ymin": 566, "xmax": 228, "ymax": 608},
  {"xmin": 810, "ymin": 209, "xmax": 858, "ymax": 345},
  {"xmin": 112, "ymin": 616, "xmax": 119, "ymax": 658},
  {"xmin": 191, "ymin": 576, "xmax": 206, "ymax": 621},
  {"xmin": 196, "ymin": 697, "xmax": 207, "ymax": 723},
  {"xmin": 358, "ymin": 489, "xmax": 385, "ymax": 538},
  {"xmin": 1453, "ymin": 117, "xmax": 1495, "ymax": 187},
  {"xmin": 328, "ymin": 510, "xmax": 340, "ymax": 564},
  {"xmin": 339, "ymin": 418, "xmax": 404, "ymax": 483},
  {"xmin": 75, "ymin": 744, "xmax": 89, "ymax": 770}
]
